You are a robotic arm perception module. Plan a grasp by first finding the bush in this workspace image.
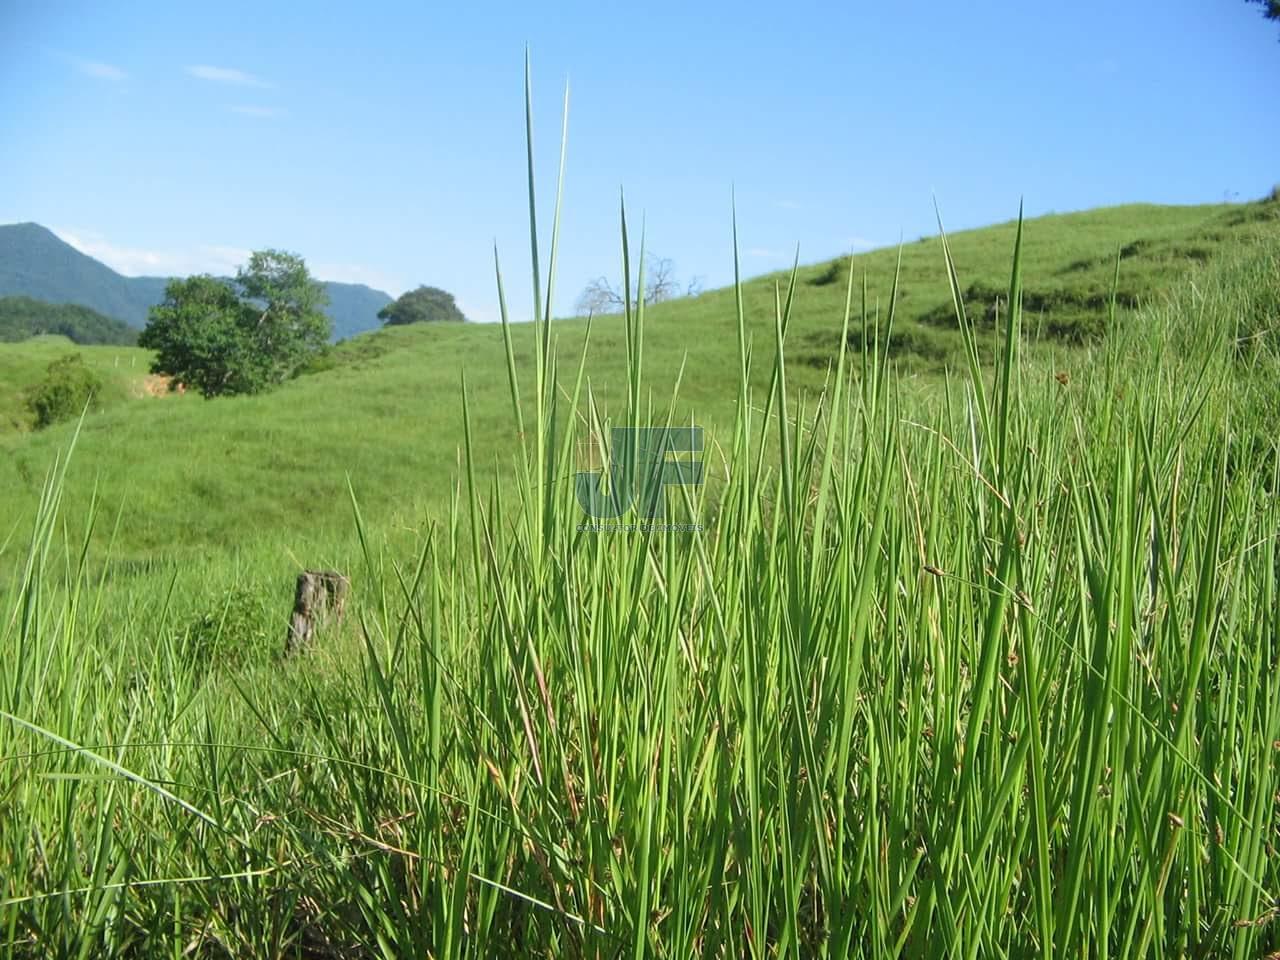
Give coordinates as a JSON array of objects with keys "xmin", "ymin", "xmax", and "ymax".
[
  {"xmin": 26, "ymin": 353, "xmax": 104, "ymax": 428},
  {"xmin": 179, "ymin": 587, "xmax": 277, "ymax": 670}
]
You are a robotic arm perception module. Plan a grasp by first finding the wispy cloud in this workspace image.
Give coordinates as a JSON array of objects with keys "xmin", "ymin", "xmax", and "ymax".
[
  {"xmin": 228, "ymin": 104, "xmax": 283, "ymax": 118},
  {"xmin": 186, "ymin": 64, "xmax": 271, "ymax": 87},
  {"xmin": 455, "ymin": 297, "xmax": 498, "ymax": 325},
  {"xmin": 53, "ymin": 226, "xmax": 250, "ymax": 278},
  {"xmin": 745, "ymin": 247, "xmax": 781, "ymax": 259},
  {"xmin": 773, "ymin": 200, "xmax": 802, "ymax": 211},
  {"xmin": 75, "ymin": 59, "xmax": 126, "ymax": 81},
  {"xmin": 846, "ymin": 236, "xmax": 877, "ymax": 251}
]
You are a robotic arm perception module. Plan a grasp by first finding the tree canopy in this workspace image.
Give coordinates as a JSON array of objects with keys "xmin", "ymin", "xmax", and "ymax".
[
  {"xmin": 377, "ymin": 286, "xmax": 466, "ymax": 325},
  {"xmin": 139, "ymin": 250, "xmax": 330, "ymax": 397},
  {"xmin": 1247, "ymin": 0, "xmax": 1280, "ymax": 35}
]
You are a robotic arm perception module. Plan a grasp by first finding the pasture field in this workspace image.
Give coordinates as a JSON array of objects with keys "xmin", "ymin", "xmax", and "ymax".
[
  {"xmin": 1, "ymin": 121, "xmax": 1278, "ymax": 956},
  {"xmin": 0, "ymin": 198, "xmax": 1276, "ymax": 574}
]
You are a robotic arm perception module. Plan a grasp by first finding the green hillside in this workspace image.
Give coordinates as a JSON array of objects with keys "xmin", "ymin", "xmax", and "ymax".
[
  {"xmin": 0, "ymin": 197, "xmax": 1275, "ymax": 568},
  {"xmin": 0, "ymin": 295, "xmax": 138, "ymax": 345}
]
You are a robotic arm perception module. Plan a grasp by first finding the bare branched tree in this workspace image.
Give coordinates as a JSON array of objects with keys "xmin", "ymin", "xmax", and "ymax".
[
  {"xmin": 575, "ymin": 276, "xmax": 625, "ymax": 315},
  {"xmin": 575, "ymin": 254, "xmax": 689, "ymax": 315},
  {"xmin": 646, "ymin": 256, "xmax": 678, "ymax": 305}
]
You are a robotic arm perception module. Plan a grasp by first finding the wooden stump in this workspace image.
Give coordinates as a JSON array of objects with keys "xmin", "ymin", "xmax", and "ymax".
[{"xmin": 284, "ymin": 570, "xmax": 350, "ymax": 655}]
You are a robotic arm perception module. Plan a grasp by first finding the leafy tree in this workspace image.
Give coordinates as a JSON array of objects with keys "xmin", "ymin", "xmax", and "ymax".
[
  {"xmin": 1248, "ymin": 0, "xmax": 1280, "ymax": 35},
  {"xmin": 378, "ymin": 286, "xmax": 467, "ymax": 325},
  {"xmin": 236, "ymin": 250, "xmax": 331, "ymax": 379},
  {"xmin": 139, "ymin": 251, "xmax": 330, "ymax": 397},
  {"xmin": 139, "ymin": 276, "xmax": 255, "ymax": 396},
  {"xmin": 26, "ymin": 353, "xmax": 104, "ymax": 428}
]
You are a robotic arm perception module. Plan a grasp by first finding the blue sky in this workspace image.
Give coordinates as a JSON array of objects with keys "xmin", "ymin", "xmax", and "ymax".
[{"xmin": 2, "ymin": 1, "xmax": 1277, "ymax": 324}]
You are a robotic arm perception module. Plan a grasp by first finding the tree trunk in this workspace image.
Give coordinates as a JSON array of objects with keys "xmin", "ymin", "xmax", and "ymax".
[{"xmin": 284, "ymin": 570, "xmax": 350, "ymax": 655}]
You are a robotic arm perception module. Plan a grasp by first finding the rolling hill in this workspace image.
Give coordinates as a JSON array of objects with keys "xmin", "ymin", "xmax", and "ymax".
[
  {"xmin": 0, "ymin": 197, "xmax": 1275, "ymax": 567},
  {"xmin": 0, "ymin": 296, "xmax": 137, "ymax": 345},
  {"xmin": 0, "ymin": 222, "xmax": 393, "ymax": 341}
]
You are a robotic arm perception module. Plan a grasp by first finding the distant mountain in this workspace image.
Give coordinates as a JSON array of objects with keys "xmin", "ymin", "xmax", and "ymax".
[
  {"xmin": 321, "ymin": 282, "xmax": 395, "ymax": 341},
  {"xmin": 0, "ymin": 223, "xmax": 165, "ymax": 327},
  {"xmin": 0, "ymin": 222, "xmax": 392, "ymax": 341},
  {"xmin": 0, "ymin": 296, "xmax": 138, "ymax": 345}
]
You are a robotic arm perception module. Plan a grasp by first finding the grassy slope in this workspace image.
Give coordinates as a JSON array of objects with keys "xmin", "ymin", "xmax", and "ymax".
[
  {"xmin": 0, "ymin": 199, "xmax": 1276, "ymax": 573},
  {"xmin": 2, "ymin": 209, "xmax": 1277, "ymax": 956}
]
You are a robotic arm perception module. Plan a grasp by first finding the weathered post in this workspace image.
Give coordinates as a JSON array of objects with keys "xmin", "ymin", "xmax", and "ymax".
[{"xmin": 284, "ymin": 570, "xmax": 350, "ymax": 655}]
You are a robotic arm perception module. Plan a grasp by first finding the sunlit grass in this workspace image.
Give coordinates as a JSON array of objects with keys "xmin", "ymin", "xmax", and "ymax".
[{"xmin": 1, "ymin": 74, "xmax": 1278, "ymax": 958}]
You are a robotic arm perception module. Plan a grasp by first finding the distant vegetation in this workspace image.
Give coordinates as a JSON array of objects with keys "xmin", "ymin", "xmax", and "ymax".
[
  {"xmin": 139, "ymin": 250, "xmax": 330, "ymax": 397},
  {"xmin": 0, "ymin": 295, "xmax": 137, "ymax": 345},
  {"xmin": 377, "ymin": 284, "xmax": 467, "ymax": 325},
  {"xmin": 0, "ymin": 222, "xmax": 393, "ymax": 340}
]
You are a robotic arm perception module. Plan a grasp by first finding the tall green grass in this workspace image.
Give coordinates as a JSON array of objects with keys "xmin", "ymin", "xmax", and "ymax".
[{"xmin": 1, "ymin": 76, "xmax": 1277, "ymax": 957}]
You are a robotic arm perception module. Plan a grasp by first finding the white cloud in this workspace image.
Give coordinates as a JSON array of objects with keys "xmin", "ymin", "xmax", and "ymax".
[
  {"xmin": 309, "ymin": 262, "xmax": 405, "ymax": 295},
  {"xmin": 186, "ymin": 64, "xmax": 271, "ymax": 87},
  {"xmin": 455, "ymin": 297, "xmax": 498, "ymax": 325},
  {"xmin": 77, "ymin": 59, "xmax": 126, "ymax": 81},
  {"xmin": 228, "ymin": 104, "xmax": 283, "ymax": 118},
  {"xmin": 53, "ymin": 226, "xmax": 249, "ymax": 277},
  {"xmin": 52, "ymin": 227, "xmax": 405, "ymax": 293},
  {"xmin": 745, "ymin": 247, "xmax": 780, "ymax": 258},
  {"xmin": 846, "ymin": 236, "xmax": 877, "ymax": 251},
  {"xmin": 773, "ymin": 200, "xmax": 801, "ymax": 210}
]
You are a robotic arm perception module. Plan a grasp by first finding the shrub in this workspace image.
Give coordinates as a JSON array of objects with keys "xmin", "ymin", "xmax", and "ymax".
[
  {"xmin": 25, "ymin": 353, "xmax": 104, "ymax": 428},
  {"xmin": 178, "ymin": 587, "xmax": 277, "ymax": 670}
]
